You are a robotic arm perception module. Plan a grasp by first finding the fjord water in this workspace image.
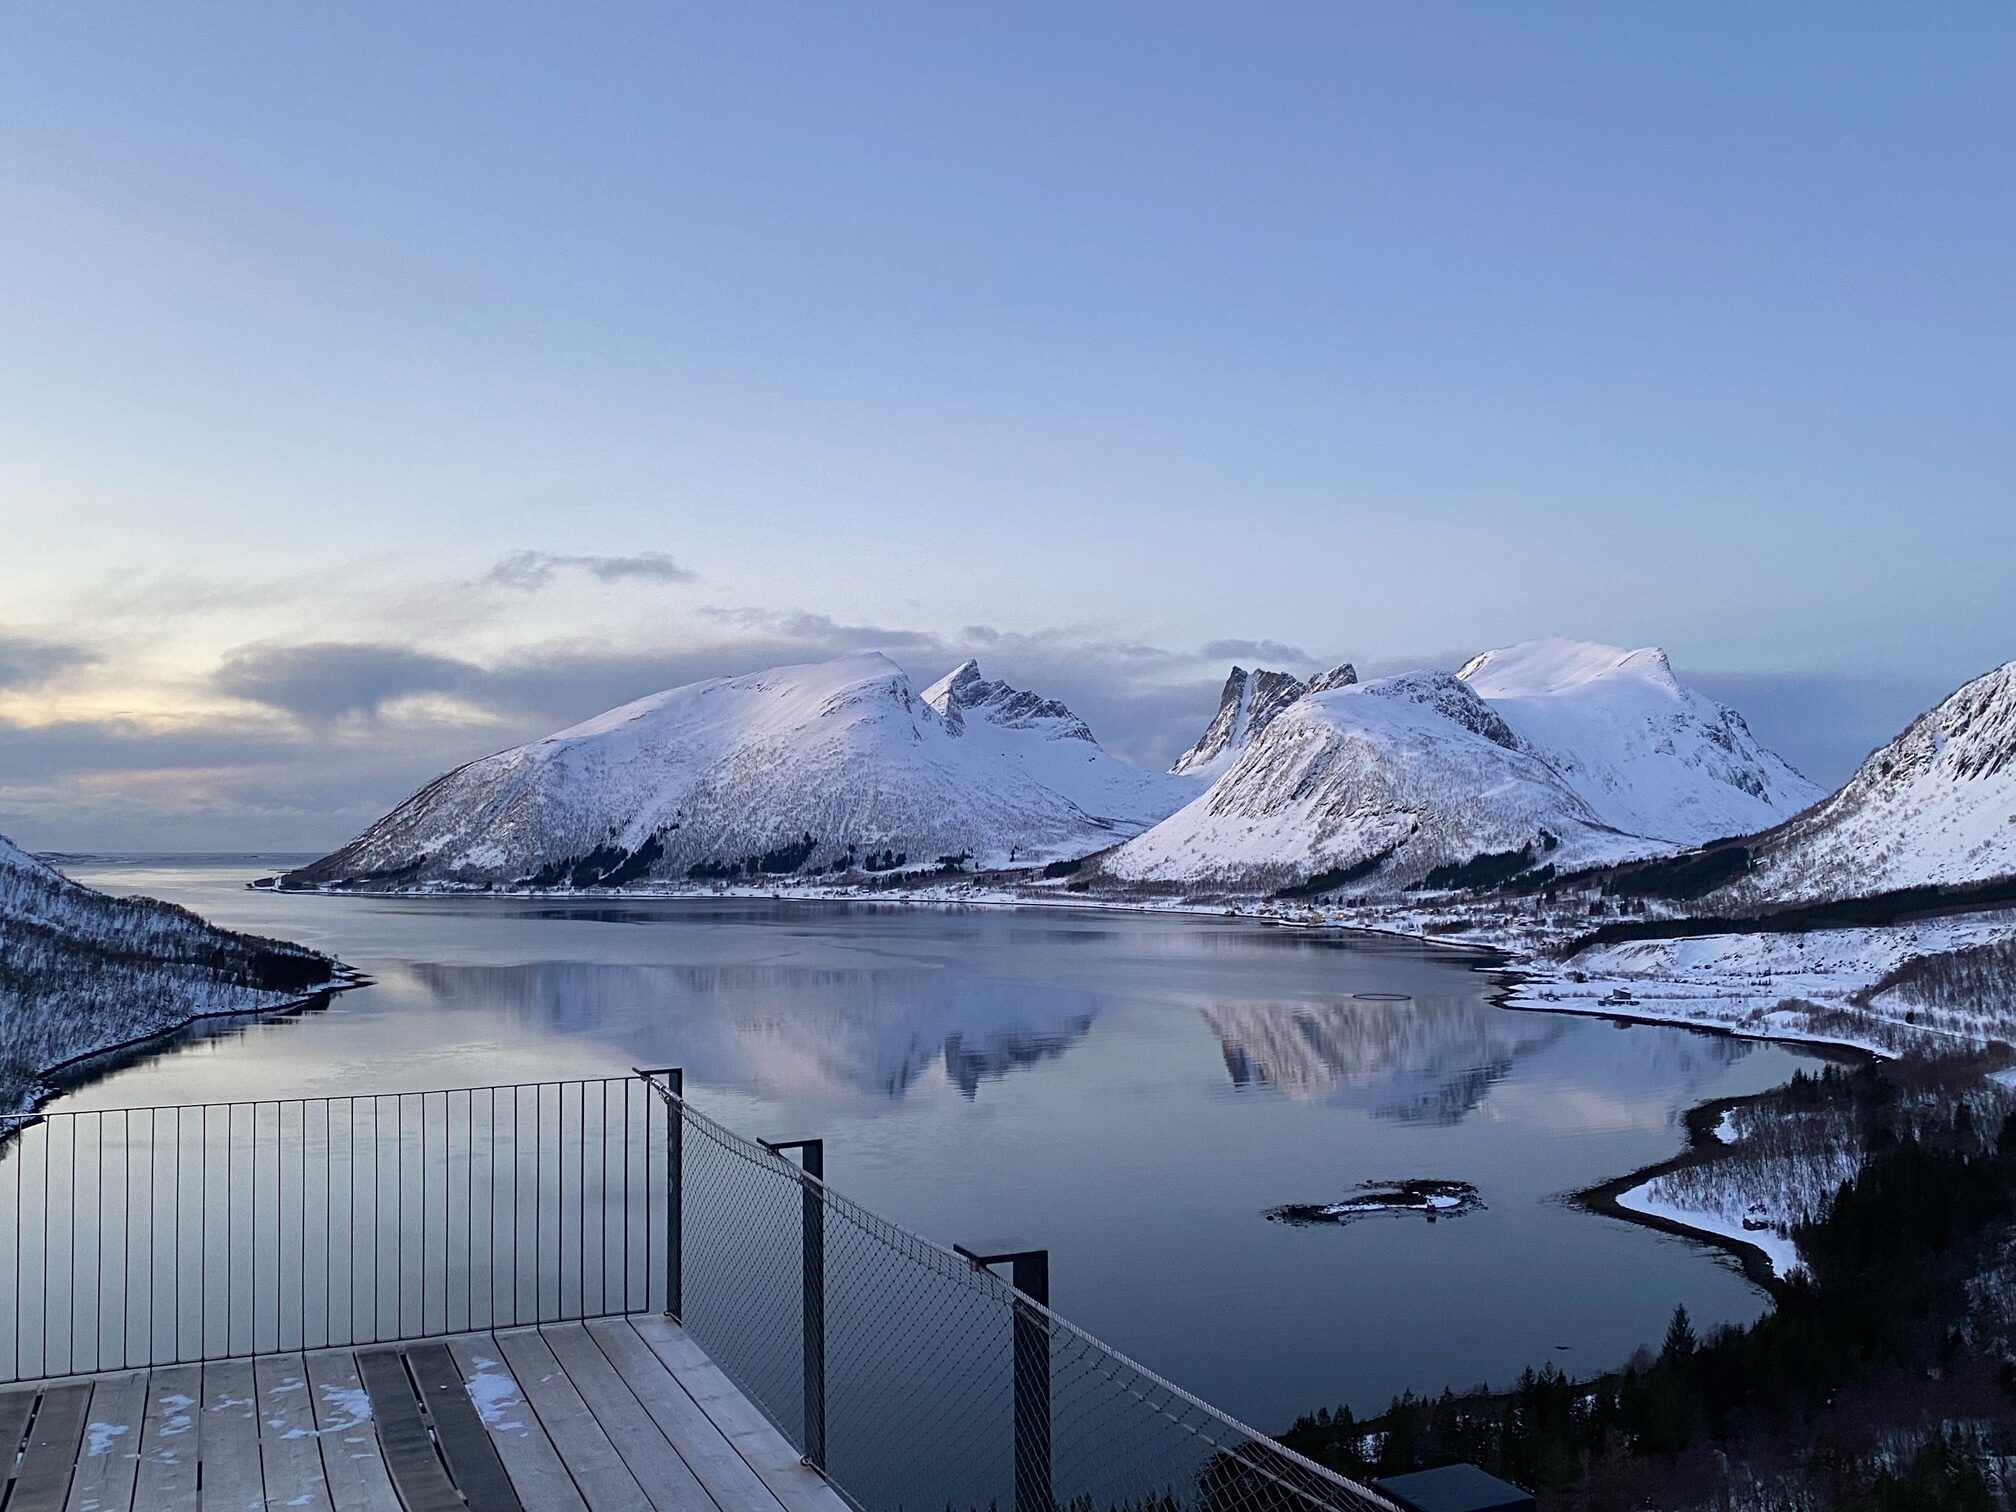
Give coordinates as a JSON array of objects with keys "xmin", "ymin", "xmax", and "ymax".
[{"xmin": 58, "ymin": 857, "xmax": 1814, "ymax": 1430}]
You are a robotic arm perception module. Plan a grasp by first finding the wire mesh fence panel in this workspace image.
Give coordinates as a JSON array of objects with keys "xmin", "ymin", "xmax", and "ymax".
[
  {"xmin": 0, "ymin": 1079, "xmax": 668, "ymax": 1381},
  {"xmin": 650, "ymin": 1078, "xmax": 1398, "ymax": 1512}
]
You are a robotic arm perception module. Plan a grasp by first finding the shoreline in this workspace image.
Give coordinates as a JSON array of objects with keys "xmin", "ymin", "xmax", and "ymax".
[
  {"xmin": 258, "ymin": 876, "xmax": 1877, "ymax": 1284},
  {"xmin": 3, "ymin": 965, "xmax": 369, "ymax": 1128}
]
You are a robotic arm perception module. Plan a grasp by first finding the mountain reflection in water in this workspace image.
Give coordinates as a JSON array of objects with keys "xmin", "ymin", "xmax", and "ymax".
[{"xmin": 46, "ymin": 867, "xmax": 1822, "ymax": 1433}]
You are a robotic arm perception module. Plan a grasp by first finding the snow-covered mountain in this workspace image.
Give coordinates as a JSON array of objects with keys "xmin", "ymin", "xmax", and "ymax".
[
  {"xmin": 923, "ymin": 659, "xmax": 1195, "ymax": 823},
  {"xmin": 0, "ymin": 837, "xmax": 334, "ymax": 1112},
  {"xmin": 1171, "ymin": 665, "xmax": 1354, "ymax": 777},
  {"xmin": 285, "ymin": 654, "xmax": 1197, "ymax": 890},
  {"xmin": 1709, "ymin": 659, "xmax": 2016, "ymax": 904},
  {"xmin": 1455, "ymin": 639, "xmax": 1820, "ymax": 845},
  {"xmin": 1104, "ymin": 640, "xmax": 1820, "ymax": 895}
]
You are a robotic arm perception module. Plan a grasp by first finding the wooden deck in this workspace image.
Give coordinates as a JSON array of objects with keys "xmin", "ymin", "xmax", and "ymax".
[{"xmin": 0, "ymin": 1316, "xmax": 850, "ymax": 1512}]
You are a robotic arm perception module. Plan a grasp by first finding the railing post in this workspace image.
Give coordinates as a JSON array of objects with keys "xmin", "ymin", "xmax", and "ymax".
[
  {"xmin": 634, "ymin": 1068, "xmax": 684, "ymax": 1321},
  {"xmin": 956, "ymin": 1243, "xmax": 1053, "ymax": 1512},
  {"xmin": 762, "ymin": 1138, "xmax": 826, "ymax": 1473}
]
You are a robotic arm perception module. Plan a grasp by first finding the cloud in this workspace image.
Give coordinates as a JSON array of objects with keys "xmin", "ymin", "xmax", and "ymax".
[
  {"xmin": 695, "ymin": 606, "xmax": 941, "ymax": 652},
  {"xmin": 483, "ymin": 550, "xmax": 696, "ymax": 591},
  {"xmin": 1200, "ymin": 638, "xmax": 1312, "ymax": 667},
  {"xmin": 0, "ymin": 633, "xmax": 97, "ymax": 690},
  {"xmin": 214, "ymin": 641, "xmax": 483, "ymax": 723}
]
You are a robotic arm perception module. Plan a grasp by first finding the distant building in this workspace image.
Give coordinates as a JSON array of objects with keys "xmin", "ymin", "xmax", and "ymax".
[{"xmin": 1373, "ymin": 1462, "xmax": 1536, "ymax": 1512}]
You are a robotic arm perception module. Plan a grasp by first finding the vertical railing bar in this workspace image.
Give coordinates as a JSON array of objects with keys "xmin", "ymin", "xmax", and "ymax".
[
  {"xmin": 68, "ymin": 1116, "xmax": 79, "ymax": 1373},
  {"xmin": 512, "ymin": 1085, "xmax": 522, "ymax": 1327},
  {"xmin": 577, "ymin": 1083, "xmax": 587, "ymax": 1320},
  {"xmin": 622, "ymin": 1080, "xmax": 633, "ymax": 1314}
]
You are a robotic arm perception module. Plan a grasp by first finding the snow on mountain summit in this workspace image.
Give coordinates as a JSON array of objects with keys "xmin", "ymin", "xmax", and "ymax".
[
  {"xmin": 285, "ymin": 654, "xmax": 1193, "ymax": 890},
  {"xmin": 1105, "ymin": 639, "xmax": 1819, "ymax": 894},
  {"xmin": 1456, "ymin": 638, "xmax": 1821, "ymax": 845}
]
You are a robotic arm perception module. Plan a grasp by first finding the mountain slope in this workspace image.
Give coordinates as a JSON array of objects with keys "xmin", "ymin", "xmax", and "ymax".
[
  {"xmin": 1711, "ymin": 659, "xmax": 2016, "ymax": 904},
  {"xmin": 286, "ymin": 654, "xmax": 1193, "ymax": 890},
  {"xmin": 1105, "ymin": 640, "xmax": 1817, "ymax": 895},
  {"xmin": 0, "ymin": 837, "xmax": 335, "ymax": 1111},
  {"xmin": 1106, "ymin": 669, "xmax": 1648, "ymax": 891},
  {"xmin": 1456, "ymin": 639, "xmax": 1821, "ymax": 845}
]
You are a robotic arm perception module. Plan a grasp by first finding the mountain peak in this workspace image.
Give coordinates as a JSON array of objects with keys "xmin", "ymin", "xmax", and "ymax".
[
  {"xmin": 1171, "ymin": 666, "xmax": 1309, "ymax": 777},
  {"xmin": 1305, "ymin": 663, "xmax": 1359, "ymax": 696},
  {"xmin": 1458, "ymin": 638, "xmax": 1678, "ymax": 698},
  {"xmin": 923, "ymin": 661, "xmax": 1096, "ymax": 743}
]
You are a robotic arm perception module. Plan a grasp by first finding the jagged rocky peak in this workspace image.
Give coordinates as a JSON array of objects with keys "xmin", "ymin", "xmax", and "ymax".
[
  {"xmin": 923, "ymin": 660, "xmax": 1095, "ymax": 743},
  {"xmin": 1304, "ymin": 663, "xmax": 1359, "ymax": 696},
  {"xmin": 1171, "ymin": 666, "xmax": 1311, "ymax": 777}
]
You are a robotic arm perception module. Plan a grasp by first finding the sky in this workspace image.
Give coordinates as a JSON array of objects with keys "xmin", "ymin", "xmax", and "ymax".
[{"xmin": 1, "ymin": 2, "xmax": 2010, "ymax": 852}]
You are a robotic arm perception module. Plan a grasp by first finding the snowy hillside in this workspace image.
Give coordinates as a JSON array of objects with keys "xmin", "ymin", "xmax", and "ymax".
[
  {"xmin": 1718, "ymin": 659, "xmax": 2016, "ymax": 904},
  {"xmin": 1170, "ymin": 664, "xmax": 1355, "ymax": 777},
  {"xmin": 285, "ymin": 654, "xmax": 1196, "ymax": 890},
  {"xmin": 0, "ymin": 836, "xmax": 334, "ymax": 1112},
  {"xmin": 1104, "ymin": 641, "xmax": 1817, "ymax": 895},
  {"xmin": 1456, "ymin": 639, "xmax": 1821, "ymax": 845}
]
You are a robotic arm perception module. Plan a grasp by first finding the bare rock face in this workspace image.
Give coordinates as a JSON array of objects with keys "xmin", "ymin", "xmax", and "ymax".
[
  {"xmin": 1304, "ymin": 663, "xmax": 1359, "ymax": 696},
  {"xmin": 1171, "ymin": 666, "xmax": 1312, "ymax": 778},
  {"xmin": 922, "ymin": 660, "xmax": 1095, "ymax": 742}
]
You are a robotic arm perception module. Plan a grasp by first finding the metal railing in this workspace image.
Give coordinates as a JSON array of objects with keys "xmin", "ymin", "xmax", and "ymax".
[
  {"xmin": 0, "ymin": 1079, "xmax": 670, "ymax": 1379},
  {"xmin": 642, "ymin": 1070, "xmax": 1395, "ymax": 1512},
  {"xmin": 1, "ymin": 1073, "xmax": 1393, "ymax": 1512}
]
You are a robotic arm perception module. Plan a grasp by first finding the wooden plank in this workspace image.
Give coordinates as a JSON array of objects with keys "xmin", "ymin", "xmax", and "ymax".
[
  {"xmin": 585, "ymin": 1320, "xmax": 781, "ymax": 1512},
  {"xmin": 252, "ymin": 1355, "xmax": 330, "ymax": 1512},
  {"xmin": 64, "ymin": 1372, "xmax": 148, "ymax": 1512},
  {"xmin": 492, "ymin": 1327, "xmax": 649, "ymax": 1512},
  {"xmin": 132, "ymin": 1364, "xmax": 202, "ymax": 1512},
  {"xmin": 446, "ymin": 1336, "xmax": 588, "ymax": 1512},
  {"xmin": 12, "ymin": 1383, "xmax": 92, "ymax": 1512},
  {"xmin": 539, "ymin": 1323, "xmax": 717, "ymax": 1512},
  {"xmin": 404, "ymin": 1344, "xmax": 524, "ymax": 1512},
  {"xmin": 0, "ymin": 1387, "xmax": 38, "ymax": 1470},
  {"xmin": 199, "ymin": 1359, "xmax": 266, "ymax": 1512},
  {"xmin": 353, "ymin": 1350, "xmax": 460, "ymax": 1512},
  {"xmin": 302, "ymin": 1352, "xmax": 400, "ymax": 1512},
  {"xmin": 629, "ymin": 1317, "xmax": 849, "ymax": 1512}
]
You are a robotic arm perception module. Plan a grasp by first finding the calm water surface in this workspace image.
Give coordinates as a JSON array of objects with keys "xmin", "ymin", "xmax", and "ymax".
[{"xmin": 57, "ymin": 856, "xmax": 1816, "ymax": 1431}]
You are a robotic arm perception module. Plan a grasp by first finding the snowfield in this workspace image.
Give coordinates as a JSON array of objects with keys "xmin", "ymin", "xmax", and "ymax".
[{"xmin": 1510, "ymin": 911, "xmax": 2016, "ymax": 1057}]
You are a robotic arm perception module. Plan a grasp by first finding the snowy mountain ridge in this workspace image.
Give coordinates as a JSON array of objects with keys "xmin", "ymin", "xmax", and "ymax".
[
  {"xmin": 1105, "ymin": 639, "xmax": 1823, "ymax": 894},
  {"xmin": 285, "ymin": 653, "xmax": 1197, "ymax": 890}
]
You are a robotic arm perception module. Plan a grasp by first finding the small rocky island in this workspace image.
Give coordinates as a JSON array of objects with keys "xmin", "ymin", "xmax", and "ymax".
[{"xmin": 1266, "ymin": 1178, "xmax": 1483, "ymax": 1227}]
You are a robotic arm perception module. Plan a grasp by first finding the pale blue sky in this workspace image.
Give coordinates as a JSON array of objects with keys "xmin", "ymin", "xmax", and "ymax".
[{"xmin": 1, "ymin": 3, "xmax": 2010, "ymax": 849}]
